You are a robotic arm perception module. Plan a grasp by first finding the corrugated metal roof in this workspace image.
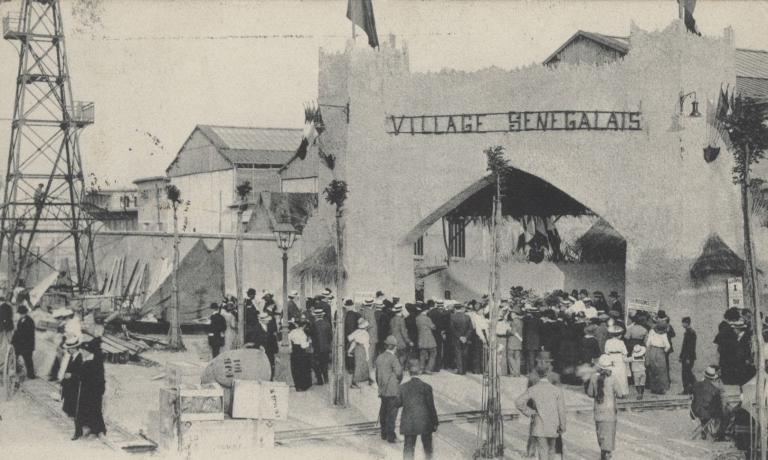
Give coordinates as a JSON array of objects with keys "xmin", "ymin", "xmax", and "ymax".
[
  {"xmin": 736, "ymin": 76, "xmax": 768, "ymax": 100},
  {"xmin": 736, "ymin": 49, "xmax": 768, "ymax": 79},
  {"xmin": 221, "ymin": 149, "xmax": 294, "ymax": 165},
  {"xmin": 198, "ymin": 125, "xmax": 301, "ymax": 152},
  {"xmin": 195, "ymin": 125, "xmax": 302, "ymax": 166}
]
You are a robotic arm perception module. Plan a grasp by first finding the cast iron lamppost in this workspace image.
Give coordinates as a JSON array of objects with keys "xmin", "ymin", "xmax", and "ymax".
[{"xmin": 273, "ymin": 219, "xmax": 297, "ymax": 385}]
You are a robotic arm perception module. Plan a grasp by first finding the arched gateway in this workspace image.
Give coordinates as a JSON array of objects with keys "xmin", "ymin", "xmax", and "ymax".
[{"xmin": 287, "ymin": 22, "xmax": 744, "ymax": 368}]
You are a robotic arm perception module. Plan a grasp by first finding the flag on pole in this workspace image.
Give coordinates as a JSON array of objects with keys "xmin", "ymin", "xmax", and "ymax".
[
  {"xmin": 678, "ymin": 0, "xmax": 701, "ymax": 36},
  {"xmin": 347, "ymin": 0, "xmax": 379, "ymax": 49}
]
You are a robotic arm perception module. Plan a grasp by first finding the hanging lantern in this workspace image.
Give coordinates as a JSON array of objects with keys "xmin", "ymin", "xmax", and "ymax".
[{"xmin": 703, "ymin": 145, "xmax": 721, "ymax": 163}]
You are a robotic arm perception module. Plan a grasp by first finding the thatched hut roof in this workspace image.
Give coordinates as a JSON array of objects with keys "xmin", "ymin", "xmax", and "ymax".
[
  {"xmin": 290, "ymin": 242, "xmax": 346, "ymax": 285},
  {"xmin": 690, "ymin": 234, "xmax": 745, "ymax": 281},
  {"xmin": 574, "ymin": 219, "xmax": 626, "ymax": 263}
]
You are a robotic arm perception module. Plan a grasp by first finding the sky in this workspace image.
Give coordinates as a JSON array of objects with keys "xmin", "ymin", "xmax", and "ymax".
[{"xmin": 0, "ymin": 0, "xmax": 766, "ymax": 186}]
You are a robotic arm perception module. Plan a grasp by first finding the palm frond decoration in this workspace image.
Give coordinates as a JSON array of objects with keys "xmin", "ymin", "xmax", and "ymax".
[
  {"xmin": 323, "ymin": 180, "xmax": 348, "ymax": 209},
  {"xmin": 165, "ymin": 184, "xmax": 181, "ymax": 205}
]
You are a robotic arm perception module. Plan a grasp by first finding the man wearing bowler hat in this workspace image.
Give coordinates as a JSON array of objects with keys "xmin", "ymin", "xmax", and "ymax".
[{"xmin": 11, "ymin": 304, "xmax": 36, "ymax": 378}]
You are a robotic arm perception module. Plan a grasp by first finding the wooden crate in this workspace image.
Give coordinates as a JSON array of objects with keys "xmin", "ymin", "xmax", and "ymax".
[
  {"xmin": 159, "ymin": 383, "xmax": 224, "ymax": 421},
  {"xmin": 231, "ymin": 380, "xmax": 288, "ymax": 420}
]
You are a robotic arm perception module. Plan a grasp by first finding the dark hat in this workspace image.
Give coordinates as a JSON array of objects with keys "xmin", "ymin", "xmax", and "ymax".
[
  {"xmin": 584, "ymin": 324, "xmax": 598, "ymax": 335},
  {"xmin": 724, "ymin": 307, "xmax": 741, "ymax": 321},
  {"xmin": 682, "ymin": 316, "xmax": 691, "ymax": 323},
  {"xmin": 247, "ymin": 288, "xmax": 256, "ymax": 296},
  {"xmin": 344, "ymin": 299, "xmax": 354, "ymax": 307},
  {"xmin": 210, "ymin": 302, "xmax": 219, "ymax": 310},
  {"xmin": 17, "ymin": 305, "xmax": 28, "ymax": 315},
  {"xmin": 657, "ymin": 310, "xmax": 667, "ymax": 319}
]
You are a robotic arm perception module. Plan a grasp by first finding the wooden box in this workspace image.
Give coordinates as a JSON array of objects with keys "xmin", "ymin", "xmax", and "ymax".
[
  {"xmin": 159, "ymin": 383, "xmax": 224, "ymax": 421},
  {"xmin": 231, "ymin": 380, "xmax": 288, "ymax": 420}
]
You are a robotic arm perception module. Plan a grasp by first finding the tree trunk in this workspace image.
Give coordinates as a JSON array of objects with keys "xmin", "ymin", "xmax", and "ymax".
[
  {"xmin": 741, "ymin": 146, "xmax": 767, "ymax": 460},
  {"xmin": 331, "ymin": 206, "xmax": 348, "ymax": 407},
  {"xmin": 168, "ymin": 204, "xmax": 185, "ymax": 350}
]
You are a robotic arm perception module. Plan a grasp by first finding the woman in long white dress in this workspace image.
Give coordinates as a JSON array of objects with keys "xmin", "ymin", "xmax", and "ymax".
[{"xmin": 604, "ymin": 324, "xmax": 630, "ymax": 397}]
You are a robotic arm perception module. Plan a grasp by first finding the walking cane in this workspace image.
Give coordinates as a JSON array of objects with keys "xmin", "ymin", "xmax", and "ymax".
[{"xmin": 73, "ymin": 381, "xmax": 82, "ymax": 438}]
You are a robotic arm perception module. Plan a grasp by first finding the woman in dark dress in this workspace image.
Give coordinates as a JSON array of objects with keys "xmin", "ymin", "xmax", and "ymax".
[
  {"xmin": 73, "ymin": 338, "xmax": 107, "ymax": 439},
  {"xmin": 714, "ymin": 321, "xmax": 740, "ymax": 385},
  {"xmin": 288, "ymin": 319, "xmax": 313, "ymax": 391}
]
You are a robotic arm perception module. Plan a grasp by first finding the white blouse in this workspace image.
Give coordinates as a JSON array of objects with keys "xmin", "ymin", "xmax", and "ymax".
[{"xmin": 645, "ymin": 330, "xmax": 671, "ymax": 351}]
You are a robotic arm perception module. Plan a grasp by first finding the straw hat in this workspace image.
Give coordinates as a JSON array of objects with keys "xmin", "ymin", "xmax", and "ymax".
[
  {"xmin": 704, "ymin": 366, "xmax": 720, "ymax": 380},
  {"xmin": 631, "ymin": 345, "xmax": 646, "ymax": 359},
  {"xmin": 392, "ymin": 304, "xmax": 403, "ymax": 313},
  {"xmin": 288, "ymin": 290, "xmax": 299, "ymax": 298},
  {"xmin": 607, "ymin": 324, "xmax": 623, "ymax": 335},
  {"xmin": 52, "ymin": 308, "xmax": 74, "ymax": 318},
  {"xmin": 63, "ymin": 335, "xmax": 81, "ymax": 349}
]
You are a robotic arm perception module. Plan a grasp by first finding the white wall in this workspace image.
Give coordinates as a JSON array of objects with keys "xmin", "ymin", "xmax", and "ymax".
[{"xmin": 170, "ymin": 169, "xmax": 235, "ymax": 233}]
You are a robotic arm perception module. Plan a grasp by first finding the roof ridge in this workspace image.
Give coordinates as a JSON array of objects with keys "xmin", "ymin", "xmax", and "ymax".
[
  {"xmin": 737, "ymin": 47, "xmax": 768, "ymax": 54},
  {"xmin": 199, "ymin": 124, "xmax": 302, "ymax": 131}
]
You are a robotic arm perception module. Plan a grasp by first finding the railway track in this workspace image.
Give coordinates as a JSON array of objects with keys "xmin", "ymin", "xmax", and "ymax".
[{"xmin": 276, "ymin": 394, "xmax": 739, "ymax": 444}]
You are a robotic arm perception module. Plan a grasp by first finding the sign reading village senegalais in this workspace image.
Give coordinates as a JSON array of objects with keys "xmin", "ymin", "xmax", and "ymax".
[{"xmin": 386, "ymin": 110, "xmax": 642, "ymax": 135}]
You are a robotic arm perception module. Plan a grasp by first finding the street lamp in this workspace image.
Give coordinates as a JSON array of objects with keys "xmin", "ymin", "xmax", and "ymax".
[{"xmin": 273, "ymin": 220, "xmax": 297, "ymax": 385}]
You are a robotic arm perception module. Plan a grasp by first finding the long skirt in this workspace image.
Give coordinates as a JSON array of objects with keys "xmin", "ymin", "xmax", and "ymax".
[
  {"xmin": 595, "ymin": 421, "xmax": 617, "ymax": 452},
  {"xmin": 76, "ymin": 390, "xmax": 107, "ymax": 436},
  {"xmin": 607, "ymin": 353, "xmax": 629, "ymax": 397},
  {"xmin": 646, "ymin": 346, "xmax": 669, "ymax": 394},
  {"xmin": 290, "ymin": 348, "xmax": 313, "ymax": 391},
  {"xmin": 352, "ymin": 344, "xmax": 370, "ymax": 385}
]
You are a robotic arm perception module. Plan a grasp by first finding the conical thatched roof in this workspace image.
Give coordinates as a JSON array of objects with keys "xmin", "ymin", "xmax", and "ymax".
[
  {"xmin": 290, "ymin": 242, "xmax": 346, "ymax": 285},
  {"xmin": 690, "ymin": 234, "xmax": 745, "ymax": 281},
  {"xmin": 574, "ymin": 219, "xmax": 626, "ymax": 263}
]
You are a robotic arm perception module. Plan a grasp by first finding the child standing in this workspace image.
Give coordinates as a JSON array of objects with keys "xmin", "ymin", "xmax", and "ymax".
[{"xmin": 630, "ymin": 345, "xmax": 647, "ymax": 400}]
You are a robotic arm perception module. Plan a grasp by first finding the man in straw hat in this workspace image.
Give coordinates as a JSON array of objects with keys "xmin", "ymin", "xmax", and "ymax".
[
  {"xmin": 390, "ymin": 304, "xmax": 412, "ymax": 370},
  {"xmin": 60, "ymin": 334, "xmax": 83, "ymax": 419},
  {"xmin": 515, "ymin": 362, "xmax": 567, "ymax": 460},
  {"xmin": 311, "ymin": 307, "xmax": 332, "ymax": 385},
  {"xmin": 691, "ymin": 366, "xmax": 726, "ymax": 440},
  {"xmin": 360, "ymin": 296, "xmax": 379, "ymax": 373},
  {"xmin": 375, "ymin": 335, "xmax": 403, "ymax": 443}
]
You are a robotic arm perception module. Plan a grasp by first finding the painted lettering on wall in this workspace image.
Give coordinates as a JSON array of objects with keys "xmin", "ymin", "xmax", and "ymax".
[{"xmin": 386, "ymin": 110, "xmax": 642, "ymax": 135}]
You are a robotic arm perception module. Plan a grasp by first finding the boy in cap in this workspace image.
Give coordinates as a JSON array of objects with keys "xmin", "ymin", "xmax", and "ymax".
[{"xmin": 630, "ymin": 345, "xmax": 647, "ymax": 400}]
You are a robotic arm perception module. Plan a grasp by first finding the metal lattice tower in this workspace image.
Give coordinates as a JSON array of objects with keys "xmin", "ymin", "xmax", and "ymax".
[{"xmin": 0, "ymin": 0, "xmax": 95, "ymax": 292}]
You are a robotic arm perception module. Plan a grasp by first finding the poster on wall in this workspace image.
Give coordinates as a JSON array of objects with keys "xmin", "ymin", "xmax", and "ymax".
[
  {"xmin": 627, "ymin": 299, "xmax": 659, "ymax": 313},
  {"xmin": 726, "ymin": 277, "xmax": 744, "ymax": 309}
]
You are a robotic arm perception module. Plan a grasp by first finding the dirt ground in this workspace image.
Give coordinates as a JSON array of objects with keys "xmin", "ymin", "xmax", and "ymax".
[{"xmin": 0, "ymin": 333, "xmax": 746, "ymax": 459}]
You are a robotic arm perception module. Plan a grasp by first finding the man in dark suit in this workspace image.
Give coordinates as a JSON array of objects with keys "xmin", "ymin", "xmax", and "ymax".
[
  {"xmin": 397, "ymin": 365, "xmax": 439, "ymax": 459},
  {"xmin": 207, "ymin": 302, "xmax": 227, "ymax": 358},
  {"xmin": 375, "ymin": 335, "xmax": 403, "ymax": 443},
  {"xmin": 12, "ymin": 305, "xmax": 36, "ymax": 378},
  {"xmin": 245, "ymin": 312, "xmax": 278, "ymax": 380},
  {"xmin": 343, "ymin": 299, "xmax": 361, "ymax": 373},
  {"xmin": 312, "ymin": 308, "xmax": 332, "ymax": 385},
  {"xmin": 285, "ymin": 291, "xmax": 301, "ymax": 322},
  {"xmin": 680, "ymin": 316, "xmax": 697, "ymax": 395},
  {"xmin": 449, "ymin": 303, "xmax": 472, "ymax": 375}
]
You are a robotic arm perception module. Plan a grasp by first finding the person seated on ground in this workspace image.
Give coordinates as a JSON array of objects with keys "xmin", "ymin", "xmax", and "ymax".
[{"xmin": 691, "ymin": 365, "xmax": 726, "ymax": 441}]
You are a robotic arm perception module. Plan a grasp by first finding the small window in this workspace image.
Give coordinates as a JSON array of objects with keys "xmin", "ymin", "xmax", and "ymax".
[
  {"xmin": 414, "ymin": 235, "xmax": 424, "ymax": 257},
  {"xmin": 448, "ymin": 219, "xmax": 465, "ymax": 258}
]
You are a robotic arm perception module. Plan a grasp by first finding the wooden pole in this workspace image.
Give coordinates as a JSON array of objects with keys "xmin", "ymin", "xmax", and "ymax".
[
  {"xmin": 235, "ymin": 207, "xmax": 244, "ymax": 349},
  {"xmin": 168, "ymin": 201, "xmax": 184, "ymax": 350},
  {"xmin": 742, "ymin": 146, "xmax": 767, "ymax": 460},
  {"xmin": 332, "ymin": 206, "xmax": 348, "ymax": 407}
]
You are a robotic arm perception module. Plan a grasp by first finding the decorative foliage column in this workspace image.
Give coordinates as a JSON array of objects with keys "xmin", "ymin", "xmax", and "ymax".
[
  {"xmin": 166, "ymin": 184, "xmax": 185, "ymax": 351},
  {"xmin": 476, "ymin": 146, "xmax": 507, "ymax": 458},
  {"xmin": 324, "ymin": 180, "xmax": 349, "ymax": 407}
]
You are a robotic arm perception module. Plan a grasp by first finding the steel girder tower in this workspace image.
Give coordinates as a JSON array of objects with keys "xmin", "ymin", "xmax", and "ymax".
[{"xmin": 0, "ymin": 0, "xmax": 95, "ymax": 292}]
